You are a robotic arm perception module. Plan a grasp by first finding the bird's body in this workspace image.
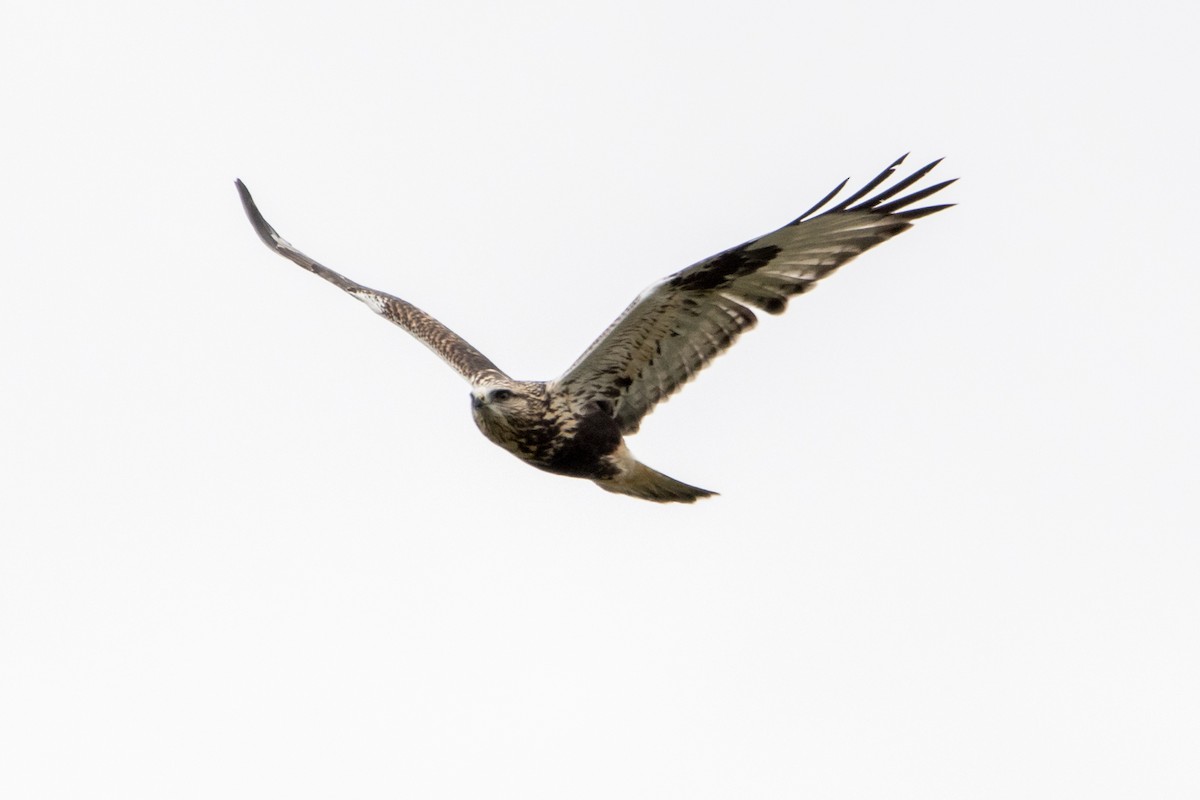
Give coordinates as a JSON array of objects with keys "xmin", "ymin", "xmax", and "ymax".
[
  {"xmin": 236, "ymin": 156, "xmax": 953, "ymax": 502},
  {"xmin": 467, "ymin": 378, "xmax": 710, "ymax": 502}
]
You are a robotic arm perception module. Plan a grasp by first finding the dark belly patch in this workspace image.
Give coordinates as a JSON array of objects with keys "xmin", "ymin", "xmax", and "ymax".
[{"xmin": 540, "ymin": 410, "xmax": 622, "ymax": 478}]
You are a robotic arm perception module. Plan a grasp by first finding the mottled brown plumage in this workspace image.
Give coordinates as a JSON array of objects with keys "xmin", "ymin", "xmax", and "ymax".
[{"xmin": 235, "ymin": 155, "xmax": 953, "ymax": 502}]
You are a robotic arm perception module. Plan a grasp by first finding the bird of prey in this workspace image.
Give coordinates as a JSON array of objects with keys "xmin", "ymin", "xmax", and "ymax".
[{"xmin": 236, "ymin": 155, "xmax": 953, "ymax": 503}]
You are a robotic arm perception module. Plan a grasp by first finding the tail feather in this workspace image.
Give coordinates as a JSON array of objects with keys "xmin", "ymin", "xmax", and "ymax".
[{"xmin": 595, "ymin": 460, "xmax": 717, "ymax": 504}]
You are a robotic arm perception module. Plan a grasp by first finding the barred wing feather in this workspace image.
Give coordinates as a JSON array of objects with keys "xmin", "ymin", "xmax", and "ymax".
[
  {"xmin": 553, "ymin": 155, "xmax": 954, "ymax": 434},
  {"xmin": 235, "ymin": 180, "xmax": 507, "ymax": 386}
]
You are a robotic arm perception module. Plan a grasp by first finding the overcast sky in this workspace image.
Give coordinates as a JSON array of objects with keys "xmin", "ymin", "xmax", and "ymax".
[{"xmin": 2, "ymin": 1, "xmax": 1197, "ymax": 798}]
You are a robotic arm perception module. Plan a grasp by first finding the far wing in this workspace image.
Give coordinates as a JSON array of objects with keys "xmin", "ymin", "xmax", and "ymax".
[
  {"xmin": 553, "ymin": 155, "xmax": 954, "ymax": 433},
  {"xmin": 235, "ymin": 180, "xmax": 507, "ymax": 386}
]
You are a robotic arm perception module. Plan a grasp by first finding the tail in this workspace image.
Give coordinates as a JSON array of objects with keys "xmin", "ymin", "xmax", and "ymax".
[{"xmin": 594, "ymin": 459, "xmax": 717, "ymax": 504}]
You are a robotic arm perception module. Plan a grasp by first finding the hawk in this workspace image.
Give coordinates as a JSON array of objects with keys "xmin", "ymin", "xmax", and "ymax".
[{"xmin": 236, "ymin": 155, "xmax": 953, "ymax": 503}]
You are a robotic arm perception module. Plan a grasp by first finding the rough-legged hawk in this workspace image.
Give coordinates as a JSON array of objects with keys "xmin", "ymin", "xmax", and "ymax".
[{"xmin": 236, "ymin": 155, "xmax": 953, "ymax": 502}]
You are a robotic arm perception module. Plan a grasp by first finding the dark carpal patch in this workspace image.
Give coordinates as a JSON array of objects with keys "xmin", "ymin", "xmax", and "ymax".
[{"xmin": 672, "ymin": 244, "xmax": 782, "ymax": 292}]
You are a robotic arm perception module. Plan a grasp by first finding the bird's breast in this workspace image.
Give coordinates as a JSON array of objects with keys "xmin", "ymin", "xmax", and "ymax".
[{"xmin": 473, "ymin": 403, "xmax": 622, "ymax": 480}]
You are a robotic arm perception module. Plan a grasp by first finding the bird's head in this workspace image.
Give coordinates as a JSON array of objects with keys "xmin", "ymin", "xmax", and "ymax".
[{"xmin": 470, "ymin": 380, "xmax": 551, "ymax": 451}]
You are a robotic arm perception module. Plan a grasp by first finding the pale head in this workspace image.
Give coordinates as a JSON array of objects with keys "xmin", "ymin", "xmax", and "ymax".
[{"xmin": 469, "ymin": 380, "xmax": 553, "ymax": 456}]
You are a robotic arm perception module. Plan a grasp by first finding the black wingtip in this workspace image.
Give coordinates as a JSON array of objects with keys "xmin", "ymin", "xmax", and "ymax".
[
  {"xmin": 828, "ymin": 154, "xmax": 910, "ymax": 214},
  {"xmin": 795, "ymin": 154, "xmax": 956, "ymax": 224},
  {"xmin": 793, "ymin": 177, "xmax": 850, "ymax": 223},
  {"xmin": 873, "ymin": 177, "xmax": 958, "ymax": 216},
  {"xmin": 894, "ymin": 202, "xmax": 956, "ymax": 220},
  {"xmin": 233, "ymin": 178, "xmax": 284, "ymax": 251},
  {"xmin": 234, "ymin": 178, "xmax": 255, "ymax": 208}
]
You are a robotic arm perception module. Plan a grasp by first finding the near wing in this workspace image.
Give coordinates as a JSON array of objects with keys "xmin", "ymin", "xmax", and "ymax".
[
  {"xmin": 235, "ymin": 180, "xmax": 507, "ymax": 386},
  {"xmin": 553, "ymin": 155, "xmax": 954, "ymax": 434}
]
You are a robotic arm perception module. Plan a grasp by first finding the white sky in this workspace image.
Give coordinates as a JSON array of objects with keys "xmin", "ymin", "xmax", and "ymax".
[{"xmin": 2, "ymin": 1, "xmax": 1197, "ymax": 797}]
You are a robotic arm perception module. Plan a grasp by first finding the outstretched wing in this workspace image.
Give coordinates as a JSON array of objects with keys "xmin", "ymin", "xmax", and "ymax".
[
  {"xmin": 235, "ymin": 180, "xmax": 507, "ymax": 386},
  {"xmin": 553, "ymin": 155, "xmax": 954, "ymax": 433}
]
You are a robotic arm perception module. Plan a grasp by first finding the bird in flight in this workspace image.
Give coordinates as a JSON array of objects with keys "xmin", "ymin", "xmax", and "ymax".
[{"xmin": 236, "ymin": 155, "xmax": 953, "ymax": 503}]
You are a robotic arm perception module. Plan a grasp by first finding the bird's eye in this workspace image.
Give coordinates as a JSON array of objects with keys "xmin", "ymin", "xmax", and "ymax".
[{"xmin": 491, "ymin": 389, "xmax": 513, "ymax": 402}]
